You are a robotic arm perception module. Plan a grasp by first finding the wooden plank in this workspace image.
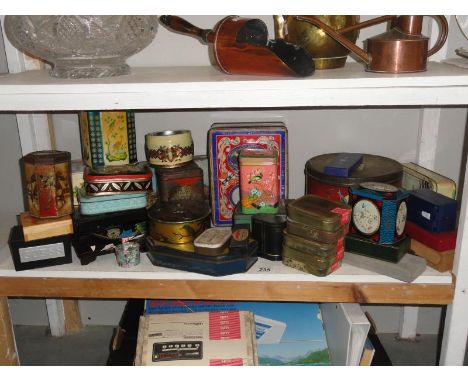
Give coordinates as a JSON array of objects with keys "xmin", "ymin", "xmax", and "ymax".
[
  {"xmin": 0, "ymin": 297, "xmax": 19, "ymax": 366},
  {"xmin": 63, "ymin": 299, "xmax": 82, "ymax": 334},
  {"xmin": 0, "ymin": 277, "xmax": 454, "ymax": 305}
]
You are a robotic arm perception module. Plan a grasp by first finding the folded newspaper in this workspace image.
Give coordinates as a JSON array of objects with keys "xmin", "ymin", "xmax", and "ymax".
[{"xmin": 135, "ymin": 311, "xmax": 258, "ymax": 366}]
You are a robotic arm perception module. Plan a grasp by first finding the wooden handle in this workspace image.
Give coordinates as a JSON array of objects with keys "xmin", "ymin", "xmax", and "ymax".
[{"xmin": 159, "ymin": 15, "xmax": 213, "ymax": 43}]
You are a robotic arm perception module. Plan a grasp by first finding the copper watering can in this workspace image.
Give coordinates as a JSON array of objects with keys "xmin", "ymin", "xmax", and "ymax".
[
  {"xmin": 292, "ymin": 15, "xmax": 448, "ymax": 73},
  {"xmin": 159, "ymin": 15, "xmax": 315, "ymax": 77}
]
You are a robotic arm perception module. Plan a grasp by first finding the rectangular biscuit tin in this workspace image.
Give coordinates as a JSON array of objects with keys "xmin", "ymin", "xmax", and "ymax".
[
  {"xmin": 402, "ymin": 162, "xmax": 456, "ymax": 199},
  {"xmin": 208, "ymin": 122, "xmax": 288, "ymax": 226},
  {"xmin": 83, "ymin": 163, "xmax": 152, "ymax": 195},
  {"xmin": 405, "ymin": 221, "xmax": 456, "ymax": 252},
  {"xmin": 78, "ymin": 189, "xmax": 148, "ymax": 215},
  {"xmin": 287, "ymin": 195, "xmax": 351, "ymax": 233}
]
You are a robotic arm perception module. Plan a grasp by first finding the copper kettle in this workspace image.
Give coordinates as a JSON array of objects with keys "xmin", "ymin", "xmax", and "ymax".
[{"xmin": 292, "ymin": 15, "xmax": 449, "ymax": 73}]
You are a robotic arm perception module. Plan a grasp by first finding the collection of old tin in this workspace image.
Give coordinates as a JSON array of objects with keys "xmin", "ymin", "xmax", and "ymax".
[{"xmin": 8, "ymin": 115, "xmax": 459, "ymax": 277}]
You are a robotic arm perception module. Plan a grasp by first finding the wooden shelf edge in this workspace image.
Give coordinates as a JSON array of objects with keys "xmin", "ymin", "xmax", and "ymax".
[{"xmin": 0, "ymin": 277, "xmax": 454, "ymax": 305}]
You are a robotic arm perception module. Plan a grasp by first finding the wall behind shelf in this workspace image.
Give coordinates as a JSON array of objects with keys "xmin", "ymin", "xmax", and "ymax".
[{"xmin": 4, "ymin": 16, "xmax": 467, "ymax": 335}]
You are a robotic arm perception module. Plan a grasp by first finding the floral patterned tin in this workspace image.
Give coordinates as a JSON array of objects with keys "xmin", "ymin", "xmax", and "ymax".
[
  {"xmin": 208, "ymin": 122, "xmax": 288, "ymax": 226},
  {"xmin": 145, "ymin": 130, "xmax": 194, "ymax": 168},
  {"xmin": 22, "ymin": 150, "xmax": 73, "ymax": 218},
  {"xmin": 83, "ymin": 163, "xmax": 152, "ymax": 195},
  {"xmin": 79, "ymin": 111, "xmax": 137, "ymax": 168},
  {"xmin": 239, "ymin": 149, "xmax": 279, "ymax": 214}
]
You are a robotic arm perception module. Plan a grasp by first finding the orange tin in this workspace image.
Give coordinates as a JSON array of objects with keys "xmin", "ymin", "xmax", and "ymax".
[{"xmin": 239, "ymin": 149, "xmax": 279, "ymax": 214}]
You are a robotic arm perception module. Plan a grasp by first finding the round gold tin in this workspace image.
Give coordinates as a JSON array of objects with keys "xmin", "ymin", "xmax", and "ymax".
[
  {"xmin": 148, "ymin": 201, "xmax": 211, "ymax": 244},
  {"xmin": 145, "ymin": 130, "xmax": 194, "ymax": 168}
]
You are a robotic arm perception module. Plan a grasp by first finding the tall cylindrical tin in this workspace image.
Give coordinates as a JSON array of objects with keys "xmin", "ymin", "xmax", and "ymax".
[
  {"xmin": 305, "ymin": 153, "xmax": 402, "ymax": 204},
  {"xmin": 22, "ymin": 150, "xmax": 73, "ymax": 218},
  {"xmin": 239, "ymin": 149, "xmax": 279, "ymax": 214},
  {"xmin": 79, "ymin": 111, "xmax": 137, "ymax": 168}
]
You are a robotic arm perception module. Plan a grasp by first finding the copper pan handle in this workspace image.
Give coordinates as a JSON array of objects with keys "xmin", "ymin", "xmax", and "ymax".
[
  {"xmin": 159, "ymin": 15, "xmax": 214, "ymax": 43},
  {"xmin": 426, "ymin": 16, "xmax": 449, "ymax": 57}
]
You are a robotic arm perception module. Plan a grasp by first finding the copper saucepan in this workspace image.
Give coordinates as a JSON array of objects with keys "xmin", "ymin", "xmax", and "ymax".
[{"xmin": 159, "ymin": 15, "xmax": 315, "ymax": 77}]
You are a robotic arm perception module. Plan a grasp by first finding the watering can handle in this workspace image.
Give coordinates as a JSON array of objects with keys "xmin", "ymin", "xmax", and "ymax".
[
  {"xmin": 160, "ymin": 15, "xmax": 214, "ymax": 43},
  {"xmin": 426, "ymin": 16, "xmax": 449, "ymax": 57}
]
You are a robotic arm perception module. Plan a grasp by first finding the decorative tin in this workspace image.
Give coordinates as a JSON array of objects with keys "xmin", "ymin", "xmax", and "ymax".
[
  {"xmin": 287, "ymin": 195, "xmax": 352, "ymax": 233},
  {"xmin": 72, "ymin": 208, "xmax": 147, "ymax": 265},
  {"xmin": 71, "ymin": 159, "xmax": 85, "ymax": 206},
  {"xmin": 402, "ymin": 162, "xmax": 457, "ymax": 199},
  {"xmin": 146, "ymin": 236, "xmax": 258, "ymax": 276},
  {"xmin": 83, "ymin": 163, "xmax": 152, "ymax": 195},
  {"xmin": 282, "ymin": 245, "xmax": 342, "ymax": 277},
  {"xmin": 286, "ymin": 218, "xmax": 344, "ymax": 244},
  {"xmin": 405, "ymin": 221, "xmax": 456, "ymax": 252},
  {"xmin": 410, "ymin": 239, "xmax": 454, "ymax": 272},
  {"xmin": 305, "ymin": 153, "xmax": 402, "ymax": 204},
  {"xmin": 407, "ymin": 188, "xmax": 457, "ymax": 233},
  {"xmin": 194, "ymin": 227, "xmax": 232, "ymax": 256},
  {"xmin": 349, "ymin": 182, "xmax": 409, "ymax": 245},
  {"xmin": 154, "ymin": 161, "xmax": 205, "ymax": 203},
  {"xmin": 148, "ymin": 201, "xmax": 211, "ymax": 244},
  {"xmin": 22, "ymin": 150, "xmax": 73, "ymax": 218},
  {"xmin": 145, "ymin": 130, "xmax": 194, "ymax": 168},
  {"xmin": 345, "ymin": 233, "xmax": 410, "ymax": 263},
  {"xmin": 251, "ymin": 213, "xmax": 287, "ymax": 261},
  {"xmin": 78, "ymin": 189, "xmax": 148, "ymax": 215},
  {"xmin": 79, "ymin": 111, "xmax": 137, "ymax": 168},
  {"xmin": 283, "ymin": 230, "xmax": 344, "ymax": 259},
  {"xmin": 115, "ymin": 242, "xmax": 141, "ymax": 268},
  {"xmin": 208, "ymin": 122, "xmax": 288, "ymax": 226},
  {"xmin": 239, "ymin": 149, "xmax": 279, "ymax": 214},
  {"xmin": 9, "ymin": 225, "xmax": 72, "ymax": 271}
]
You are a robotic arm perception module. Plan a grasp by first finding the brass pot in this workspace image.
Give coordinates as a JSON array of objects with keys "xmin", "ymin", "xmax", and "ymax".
[{"xmin": 274, "ymin": 15, "xmax": 360, "ymax": 69}]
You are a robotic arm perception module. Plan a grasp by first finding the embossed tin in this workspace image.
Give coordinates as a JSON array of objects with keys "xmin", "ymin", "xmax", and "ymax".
[
  {"xmin": 145, "ymin": 130, "xmax": 194, "ymax": 168},
  {"xmin": 283, "ymin": 230, "xmax": 344, "ymax": 259},
  {"xmin": 79, "ymin": 111, "xmax": 137, "ymax": 168},
  {"xmin": 83, "ymin": 163, "xmax": 152, "ymax": 195},
  {"xmin": 154, "ymin": 161, "xmax": 205, "ymax": 203},
  {"xmin": 148, "ymin": 201, "xmax": 211, "ymax": 244},
  {"xmin": 22, "ymin": 150, "xmax": 73, "ymax": 218},
  {"xmin": 305, "ymin": 153, "xmax": 402, "ymax": 204},
  {"xmin": 78, "ymin": 189, "xmax": 148, "ymax": 215},
  {"xmin": 287, "ymin": 195, "xmax": 351, "ymax": 233},
  {"xmin": 194, "ymin": 227, "xmax": 232, "ymax": 256}
]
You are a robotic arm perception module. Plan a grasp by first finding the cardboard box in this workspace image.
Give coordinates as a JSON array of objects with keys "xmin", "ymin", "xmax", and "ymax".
[{"xmin": 145, "ymin": 300, "xmax": 330, "ymax": 366}]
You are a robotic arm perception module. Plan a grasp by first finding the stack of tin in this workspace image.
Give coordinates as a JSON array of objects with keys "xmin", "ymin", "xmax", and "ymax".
[
  {"xmin": 144, "ymin": 130, "xmax": 210, "ymax": 251},
  {"xmin": 282, "ymin": 195, "xmax": 352, "ymax": 276},
  {"xmin": 73, "ymin": 111, "xmax": 152, "ymax": 265}
]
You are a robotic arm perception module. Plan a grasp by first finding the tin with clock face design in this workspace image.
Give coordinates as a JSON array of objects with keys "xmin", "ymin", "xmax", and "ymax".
[{"xmin": 349, "ymin": 182, "xmax": 409, "ymax": 244}]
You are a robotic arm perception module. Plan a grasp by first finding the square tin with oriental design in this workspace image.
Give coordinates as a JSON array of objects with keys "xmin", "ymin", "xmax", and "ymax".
[
  {"xmin": 79, "ymin": 111, "xmax": 137, "ymax": 168},
  {"xmin": 208, "ymin": 122, "xmax": 288, "ymax": 226}
]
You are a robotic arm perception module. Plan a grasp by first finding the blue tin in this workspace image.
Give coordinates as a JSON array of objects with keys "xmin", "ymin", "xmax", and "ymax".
[
  {"xmin": 79, "ymin": 189, "xmax": 148, "ymax": 215},
  {"xmin": 349, "ymin": 182, "xmax": 409, "ymax": 244},
  {"xmin": 324, "ymin": 153, "xmax": 363, "ymax": 177},
  {"xmin": 407, "ymin": 188, "xmax": 457, "ymax": 232}
]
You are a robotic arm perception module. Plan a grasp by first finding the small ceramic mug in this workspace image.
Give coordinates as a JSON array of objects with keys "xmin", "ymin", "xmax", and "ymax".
[{"xmin": 145, "ymin": 130, "xmax": 194, "ymax": 168}]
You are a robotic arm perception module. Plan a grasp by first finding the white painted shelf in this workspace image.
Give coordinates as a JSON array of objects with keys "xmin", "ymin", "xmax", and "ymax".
[
  {"xmin": 0, "ymin": 62, "xmax": 467, "ymax": 111},
  {"xmin": 0, "ymin": 245, "xmax": 452, "ymax": 284}
]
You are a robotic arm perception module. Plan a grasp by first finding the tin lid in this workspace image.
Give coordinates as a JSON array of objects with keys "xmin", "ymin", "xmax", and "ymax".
[
  {"xmin": 148, "ymin": 200, "xmax": 211, "ymax": 223},
  {"xmin": 288, "ymin": 195, "xmax": 351, "ymax": 228},
  {"xmin": 305, "ymin": 153, "xmax": 402, "ymax": 186},
  {"xmin": 239, "ymin": 149, "xmax": 277, "ymax": 164},
  {"xmin": 23, "ymin": 150, "xmax": 71, "ymax": 165}
]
